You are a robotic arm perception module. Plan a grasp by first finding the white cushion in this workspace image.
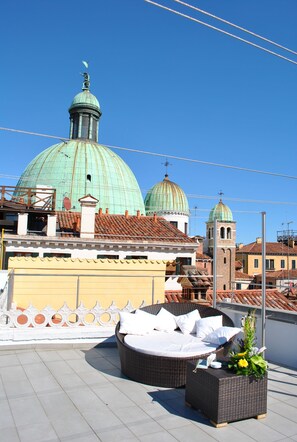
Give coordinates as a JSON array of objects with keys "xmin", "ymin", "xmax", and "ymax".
[
  {"xmin": 196, "ymin": 315, "xmax": 223, "ymax": 339},
  {"xmin": 119, "ymin": 311, "xmax": 153, "ymax": 335},
  {"xmin": 134, "ymin": 309, "xmax": 157, "ymax": 330},
  {"xmin": 175, "ymin": 309, "xmax": 201, "ymax": 335},
  {"xmin": 124, "ymin": 330, "xmax": 218, "ymax": 358},
  {"xmin": 154, "ymin": 308, "xmax": 177, "ymax": 332},
  {"xmin": 203, "ymin": 326, "xmax": 242, "ymax": 345}
]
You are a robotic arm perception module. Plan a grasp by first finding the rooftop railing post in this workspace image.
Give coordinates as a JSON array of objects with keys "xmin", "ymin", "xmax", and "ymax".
[
  {"xmin": 76, "ymin": 276, "xmax": 80, "ymax": 309},
  {"xmin": 261, "ymin": 211, "xmax": 266, "ymax": 351},
  {"xmin": 213, "ymin": 218, "xmax": 217, "ymax": 309},
  {"xmin": 151, "ymin": 276, "xmax": 155, "ymax": 305}
]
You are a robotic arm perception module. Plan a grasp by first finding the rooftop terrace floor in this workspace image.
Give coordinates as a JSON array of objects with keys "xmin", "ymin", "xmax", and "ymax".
[{"xmin": 1, "ymin": 344, "xmax": 297, "ymax": 442}]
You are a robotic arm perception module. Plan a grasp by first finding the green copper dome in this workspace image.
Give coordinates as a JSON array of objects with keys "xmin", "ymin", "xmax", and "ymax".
[
  {"xmin": 144, "ymin": 174, "xmax": 189, "ymax": 216},
  {"xmin": 15, "ymin": 70, "xmax": 144, "ymax": 214},
  {"xmin": 208, "ymin": 199, "xmax": 233, "ymax": 222},
  {"xmin": 16, "ymin": 140, "xmax": 145, "ymax": 213},
  {"xmin": 69, "ymin": 90, "xmax": 100, "ymax": 112}
]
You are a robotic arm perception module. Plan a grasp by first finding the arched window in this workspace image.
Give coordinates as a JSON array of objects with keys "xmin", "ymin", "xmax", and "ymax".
[
  {"xmin": 208, "ymin": 228, "xmax": 211, "ymax": 239},
  {"xmin": 211, "ymin": 227, "xmax": 214, "ymax": 238},
  {"xmin": 227, "ymin": 227, "xmax": 231, "ymax": 239},
  {"xmin": 220, "ymin": 227, "xmax": 225, "ymax": 239}
]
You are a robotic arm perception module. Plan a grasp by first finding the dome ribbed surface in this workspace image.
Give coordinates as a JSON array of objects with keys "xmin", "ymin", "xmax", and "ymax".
[
  {"xmin": 16, "ymin": 140, "xmax": 145, "ymax": 214},
  {"xmin": 144, "ymin": 175, "xmax": 189, "ymax": 216},
  {"xmin": 69, "ymin": 90, "xmax": 100, "ymax": 111},
  {"xmin": 208, "ymin": 200, "xmax": 233, "ymax": 222}
]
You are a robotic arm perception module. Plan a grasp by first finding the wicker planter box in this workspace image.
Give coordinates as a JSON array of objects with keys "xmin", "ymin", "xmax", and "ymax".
[{"xmin": 185, "ymin": 362, "xmax": 267, "ymax": 427}]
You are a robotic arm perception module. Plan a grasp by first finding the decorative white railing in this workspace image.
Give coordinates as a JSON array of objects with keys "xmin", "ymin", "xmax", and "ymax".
[{"xmin": 0, "ymin": 300, "xmax": 147, "ymax": 343}]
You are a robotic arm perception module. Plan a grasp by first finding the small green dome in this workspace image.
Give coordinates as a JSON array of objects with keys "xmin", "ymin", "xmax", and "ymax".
[
  {"xmin": 16, "ymin": 140, "xmax": 145, "ymax": 214},
  {"xmin": 144, "ymin": 175, "xmax": 189, "ymax": 216},
  {"xmin": 69, "ymin": 90, "xmax": 100, "ymax": 112},
  {"xmin": 208, "ymin": 200, "xmax": 233, "ymax": 222}
]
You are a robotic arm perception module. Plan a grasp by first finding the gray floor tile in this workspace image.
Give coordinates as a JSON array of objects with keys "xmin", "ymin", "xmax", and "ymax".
[
  {"xmin": 4, "ymin": 378, "xmax": 35, "ymax": 399},
  {"xmin": 67, "ymin": 386, "xmax": 107, "ymax": 413},
  {"xmin": 18, "ymin": 421, "xmax": 58, "ymax": 442},
  {"xmin": 51, "ymin": 414, "xmax": 93, "ymax": 439},
  {"xmin": 38, "ymin": 390, "xmax": 80, "ymax": 419},
  {"xmin": 16, "ymin": 351, "xmax": 42, "ymax": 365},
  {"xmin": 0, "ymin": 353, "xmax": 19, "ymax": 367},
  {"xmin": 261, "ymin": 410, "xmax": 297, "ymax": 437},
  {"xmin": 169, "ymin": 422, "xmax": 215, "ymax": 441},
  {"xmin": 98, "ymin": 426, "xmax": 139, "ymax": 442},
  {"xmin": 92, "ymin": 383, "xmax": 135, "ymax": 408},
  {"xmin": 0, "ymin": 398, "xmax": 16, "ymax": 429},
  {"xmin": 37, "ymin": 350, "xmax": 63, "ymax": 362},
  {"xmin": 0, "ymin": 426, "xmax": 20, "ymax": 442},
  {"xmin": 231, "ymin": 418, "xmax": 285, "ymax": 441},
  {"xmin": 82, "ymin": 408, "xmax": 123, "ymax": 432},
  {"xmin": 9, "ymin": 395, "xmax": 49, "ymax": 428}
]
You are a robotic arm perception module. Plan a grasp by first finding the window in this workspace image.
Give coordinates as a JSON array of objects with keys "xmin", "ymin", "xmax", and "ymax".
[
  {"xmin": 224, "ymin": 257, "xmax": 227, "ymax": 264},
  {"xmin": 170, "ymin": 221, "xmax": 178, "ymax": 229},
  {"xmin": 220, "ymin": 227, "xmax": 225, "ymax": 239},
  {"xmin": 281, "ymin": 259, "xmax": 285, "ymax": 269},
  {"xmin": 236, "ymin": 283, "xmax": 241, "ymax": 289},
  {"xmin": 254, "ymin": 259, "xmax": 259, "ymax": 268},
  {"xmin": 265, "ymin": 259, "xmax": 274, "ymax": 270},
  {"xmin": 125, "ymin": 255, "xmax": 148, "ymax": 260},
  {"xmin": 43, "ymin": 253, "xmax": 71, "ymax": 258},
  {"xmin": 223, "ymin": 284, "xmax": 226, "ymax": 290},
  {"xmin": 97, "ymin": 254, "xmax": 119, "ymax": 259},
  {"xmin": 292, "ymin": 260, "xmax": 296, "ymax": 269},
  {"xmin": 184, "ymin": 223, "xmax": 188, "ymax": 235},
  {"xmin": 227, "ymin": 227, "xmax": 231, "ymax": 239},
  {"xmin": 87, "ymin": 174, "xmax": 91, "ymax": 182},
  {"xmin": 208, "ymin": 229, "xmax": 211, "ymax": 239}
]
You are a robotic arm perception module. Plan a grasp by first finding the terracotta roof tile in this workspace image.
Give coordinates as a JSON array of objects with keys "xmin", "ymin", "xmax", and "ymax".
[
  {"xmin": 235, "ymin": 271, "xmax": 254, "ymax": 280},
  {"xmin": 196, "ymin": 252, "xmax": 212, "ymax": 260},
  {"xmin": 56, "ymin": 212, "xmax": 196, "ymax": 244},
  {"xmin": 237, "ymin": 241, "xmax": 297, "ymax": 255},
  {"xmin": 207, "ymin": 289, "xmax": 297, "ymax": 312}
]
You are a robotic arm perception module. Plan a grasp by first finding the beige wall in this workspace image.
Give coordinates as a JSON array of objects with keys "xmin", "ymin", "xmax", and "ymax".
[
  {"xmin": 8, "ymin": 257, "xmax": 167, "ymax": 310},
  {"xmin": 237, "ymin": 253, "xmax": 297, "ymax": 275}
]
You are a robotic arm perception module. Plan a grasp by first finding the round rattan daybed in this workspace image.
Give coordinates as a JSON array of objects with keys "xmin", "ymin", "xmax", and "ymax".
[{"xmin": 115, "ymin": 302, "xmax": 235, "ymax": 388}]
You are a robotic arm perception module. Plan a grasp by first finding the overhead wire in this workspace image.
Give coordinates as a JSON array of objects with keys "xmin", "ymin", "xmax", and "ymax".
[
  {"xmin": 144, "ymin": 0, "xmax": 297, "ymax": 66},
  {"xmin": 171, "ymin": 0, "xmax": 297, "ymax": 56},
  {"xmin": 1, "ymin": 126, "xmax": 297, "ymax": 181}
]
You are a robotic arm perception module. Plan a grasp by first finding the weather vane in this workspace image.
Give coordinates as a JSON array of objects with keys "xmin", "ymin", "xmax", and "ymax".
[
  {"xmin": 218, "ymin": 190, "xmax": 224, "ymax": 200},
  {"xmin": 81, "ymin": 60, "xmax": 90, "ymax": 90},
  {"xmin": 162, "ymin": 158, "xmax": 172, "ymax": 175}
]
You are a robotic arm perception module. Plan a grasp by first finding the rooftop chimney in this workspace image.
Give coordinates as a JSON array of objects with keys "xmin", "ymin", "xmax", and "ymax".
[
  {"xmin": 125, "ymin": 210, "xmax": 129, "ymax": 218},
  {"xmin": 153, "ymin": 213, "xmax": 157, "ymax": 223},
  {"xmin": 256, "ymin": 237, "xmax": 262, "ymax": 244},
  {"xmin": 98, "ymin": 208, "xmax": 103, "ymax": 217},
  {"xmin": 78, "ymin": 194, "xmax": 98, "ymax": 239},
  {"xmin": 137, "ymin": 210, "xmax": 140, "ymax": 219},
  {"xmin": 106, "ymin": 208, "xmax": 109, "ymax": 214}
]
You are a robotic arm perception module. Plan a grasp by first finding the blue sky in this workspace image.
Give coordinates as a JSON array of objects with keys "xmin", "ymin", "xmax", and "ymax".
[{"xmin": 1, "ymin": 0, "xmax": 297, "ymax": 244}]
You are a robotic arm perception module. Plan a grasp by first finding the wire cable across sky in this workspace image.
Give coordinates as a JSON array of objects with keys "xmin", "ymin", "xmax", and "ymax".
[
  {"xmin": 1, "ymin": 126, "xmax": 297, "ymax": 181},
  {"xmin": 144, "ymin": 0, "xmax": 297, "ymax": 66}
]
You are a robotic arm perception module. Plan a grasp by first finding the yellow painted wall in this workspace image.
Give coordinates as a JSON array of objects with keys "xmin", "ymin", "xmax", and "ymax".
[
  {"xmin": 236, "ymin": 252, "xmax": 295, "ymax": 275},
  {"xmin": 8, "ymin": 257, "xmax": 167, "ymax": 310}
]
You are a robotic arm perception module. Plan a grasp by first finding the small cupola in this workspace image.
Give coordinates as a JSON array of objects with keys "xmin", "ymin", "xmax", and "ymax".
[{"xmin": 68, "ymin": 69, "xmax": 102, "ymax": 142}]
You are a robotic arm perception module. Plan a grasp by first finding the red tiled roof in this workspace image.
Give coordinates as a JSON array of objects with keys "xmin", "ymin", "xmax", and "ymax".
[
  {"xmin": 196, "ymin": 252, "xmax": 212, "ymax": 260},
  {"xmin": 254, "ymin": 269, "xmax": 297, "ymax": 280},
  {"xmin": 207, "ymin": 289, "xmax": 297, "ymax": 311},
  {"xmin": 165, "ymin": 291, "xmax": 185, "ymax": 303},
  {"xmin": 235, "ymin": 271, "xmax": 254, "ymax": 280},
  {"xmin": 237, "ymin": 241, "xmax": 297, "ymax": 256},
  {"xmin": 235, "ymin": 260, "xmax": 243, "ymax": 270},
  {"xmin": 57, "ymin": 212, "xmax": 196, "ymax": 244}
]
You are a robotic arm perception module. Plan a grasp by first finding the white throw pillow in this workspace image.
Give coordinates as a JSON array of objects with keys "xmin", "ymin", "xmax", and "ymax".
[
  {"xmin": 175, "ymin": 309, "xmax": 201, "ymax": 335},
  {"xmin": 154, "ymin": 308, "xmax": 177, "ymax": 332},
  {"xmin": 119, "ymin": 311, "xmax": 153, "ymax": 335},
  {"xmin": 135, "ymin": 309, "xmax": 157, "ymax": 330},
  {"xmin": 196, "ymin": 315, "xmax": 223, "ymax": 339},
  {"xmin": 203, "ymin": 326, "xmax": 242, "ymax": 345}
]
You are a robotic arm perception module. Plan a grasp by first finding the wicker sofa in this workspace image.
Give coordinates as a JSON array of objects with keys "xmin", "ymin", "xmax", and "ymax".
[{"xmin": 115, "ymin": 302, "xmax": 235, "ymax": 388}]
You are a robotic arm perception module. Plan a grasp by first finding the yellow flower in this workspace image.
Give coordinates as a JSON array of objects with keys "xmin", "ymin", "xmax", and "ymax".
[
  {"xmin": 238, "ymin": 358, "xmax": 248, "ymax": 368},
  {"xmin": 237, "ymin": 351, "xmax": 247, "ymax": 357}
]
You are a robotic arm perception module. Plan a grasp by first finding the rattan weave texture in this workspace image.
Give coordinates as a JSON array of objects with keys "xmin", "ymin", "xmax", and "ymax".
[{"xmin": 115, "ymin": 302, "xmax": 234, "ymax": 388}]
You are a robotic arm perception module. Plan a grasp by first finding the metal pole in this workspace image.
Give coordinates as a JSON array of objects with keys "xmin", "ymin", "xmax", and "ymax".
[
  {"xmin": 261, "ymin": 212, "xmax": 266, "ymax": 349},
  {"xmin": 152, "ymin": 277, "xmax": 155, "ymax": 305},
  {"xmin": 213, "ymin": 218, "xmax": 217, "ymax": 309},
  {"xmin": 76, "ymin": 276, "xmax": 80, "ymax": 308}
]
